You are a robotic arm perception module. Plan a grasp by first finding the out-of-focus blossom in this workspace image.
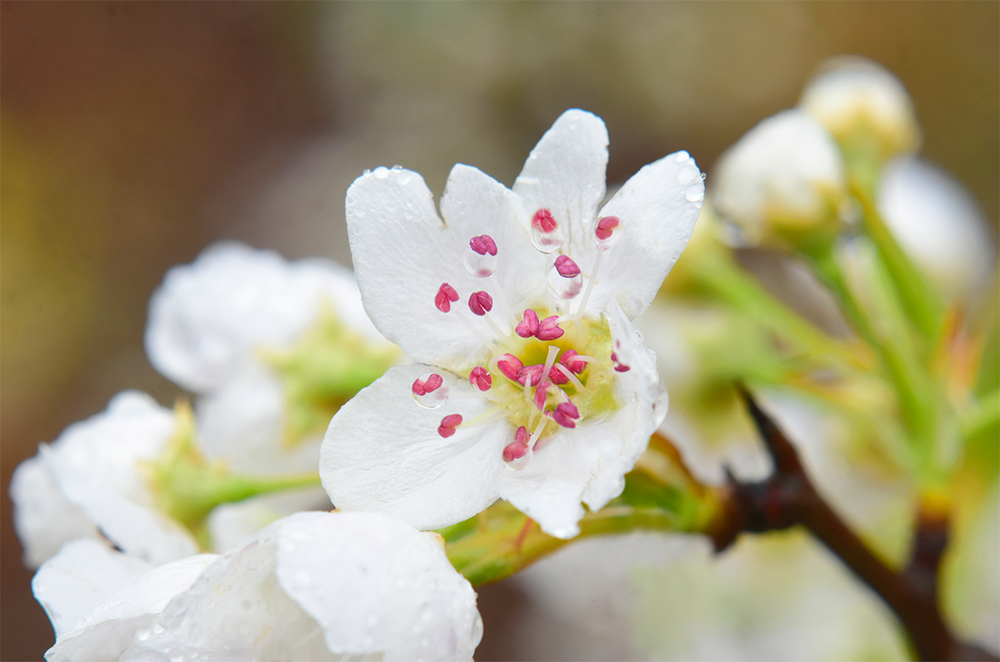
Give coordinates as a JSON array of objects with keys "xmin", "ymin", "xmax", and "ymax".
[
  {"xmin": 712, "ymin": 109, "xmax": 847, "ymax": 246},
  {"xmin": 10, "ymin": 392, "xmax": 200, "ymax": 568},
  {"xmin": 145, "ymin": 242, "xmax": 400, "ymax": 473},
  {"xmin": 322, "ymin": 109, "xmax": 702, "ymax": 538},
  {"xmin": 38, "ymin": 512, "xmax": 483, "ymax": 662},
  {"xmin": 878, "ymin": 157, "xmax": 996, "ymax": 302},
  {"xmin": 800, "ymin": 56, "xmax": 921, "ymax": 163}
]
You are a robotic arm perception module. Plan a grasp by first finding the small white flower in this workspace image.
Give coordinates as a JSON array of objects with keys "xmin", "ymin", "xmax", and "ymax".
[
  {"xmin": 322, "ymin": 109, "xmax": 702, "ymax": 538},
  {"xmin": 878, "ymin": 156, "xmax": 996, "ymax": 302},
  {"xmin": 41, "ymin": 512, "xmax": 482, "ymax": 662},
  {"xmin": 146, "ymin": 241, "xmax": 381, "ymax": 394},
  {"xmin": 146, "ymin": 241, "xmax": 398, "ymax": 474},
  {"xmin": 800, "ymin": 56, "xmax": 921, "ymax": 162},
  {"xmin": 11, "ymin": 392, "xmax": 200, "ymax": 568},
  {"xmin": 712, "ymin": 109, "xmax": 847, "ymax": 246}
]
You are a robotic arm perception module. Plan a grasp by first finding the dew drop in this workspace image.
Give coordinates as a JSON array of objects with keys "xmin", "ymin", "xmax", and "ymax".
[
  {"xmin": 373, "ymin": 166, "xmax": 389, "ymax": 179},
  {"xmin": 363, "ymin": 168, "xmax": 372, "ymax": 175},
  {"xmin": 464, "ymin": 250, "xmax": 497, "ymax": 278},
  {"xmin": 170, "ymin": 655, "xmax": 184, "ymax": 662},
  {"xmin": 674, "ymin": 151, "xmax": 690, "ymax": 163},
  {"xmin": 684, "ymin": 185, "xmax": 704, "ymax": 203},
  {"xmin": 135, "ymin": 628, "xmax": 151, "ymax": 641},
  {"xmin": 153, "ymin": 624, "xmax": 165, "ymax": 634},
  {"xmin": 412, "ymin": 373, "xmax": 450, "ymax": 409},
  {"xmin": 346, "ymin": 195, "xmax": 356, "ymax": 205},
  {"xmin": 530, "ymin": 225, "xmax": 563, "ymax": 254},
  {"xmin": 546, "ymin": 264, "xmax": 583, "ymax": 299}
]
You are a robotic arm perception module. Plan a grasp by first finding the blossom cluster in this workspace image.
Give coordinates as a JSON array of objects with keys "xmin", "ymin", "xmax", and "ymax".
[{"xmin": 13, "ymin": 109, "xmax": 704, "ymax": 659}]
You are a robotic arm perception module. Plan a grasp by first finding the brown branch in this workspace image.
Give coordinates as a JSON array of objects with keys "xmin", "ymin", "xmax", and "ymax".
[{"xmin": 707, "ymin": 389, "xmax": 998, "ymax": 662}]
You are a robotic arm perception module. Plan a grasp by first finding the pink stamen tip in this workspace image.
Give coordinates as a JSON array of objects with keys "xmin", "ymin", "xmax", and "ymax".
[
  {"xmin": 515, "ymin": 426, "xmax": 530, "ymax": 444},
  {"xmin": 532, "ymin": 209, "xmax": 558, "ymax": 233},
  {"xmin": 533, "ymin": 381, "xmax": 550, "ymax": 410},
  {"xmin": 503, "ymin": 438, "xmax": 531, "ymax": 463},
  {"xmin": 536, "ymin": 315, "xmax": 565, "ymax": 341},
  {"xmin": 552, "ymin": 402, "xmax": 581, "ymax": 428},
  {"xmin": 517, "ymin": 364, "xmax": 544, "ymax": 387},
  {"xmin": 412, "ymin": 373, "xmax": 444, "ymax": 396},
  {"xmin": 468, "ymin": 291, "xmax": 493, "ymax": 316},
  {"xmin": 559, "ymin": 350, "xmax": 587, "ymax": 374},
  {"xmin": 553, "ymin": 255, "xmax": 581, "ymax": 278},
  {"xmin": 435, "ymin": 283, "xmax": 460, "ymax": 313},
  {"xmin": 595, "ymin": 216, "xmax": 620, "ymax": 240},
  {"xmin": 469, "ymin": 235, "xmax": 498, "ymax": 256},
  {"xmin": 497, "ymin": 354, "xmax": 523, "ymax": 381},
  {"xmin": 437, "ymin": 414, "xmax": 463, "ymax": 438},
  {"xmin": 469, "ymin": 367, "xmax": 492, "ymax": 391},
  {"xmin": 611, "ymin": 352, "xmax": 631, "ymax": 373},
  {"xmin": 515, "ymin": 309, "xmax": 541, "ymax": 338}
]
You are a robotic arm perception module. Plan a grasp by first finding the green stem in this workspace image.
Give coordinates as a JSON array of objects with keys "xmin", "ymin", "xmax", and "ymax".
[
  {"xmin": 690, "ymin": 250, "xmax": 865, "ymax": 371},
  {"xmin": 851, "ymin": 179, "xmax": 943, "ymax": 344}
]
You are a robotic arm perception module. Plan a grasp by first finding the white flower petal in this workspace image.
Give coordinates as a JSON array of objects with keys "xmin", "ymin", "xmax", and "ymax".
[
  {"xmin": 47, "ymin": 553, "xmax": 216, "ymax": 662},
  {"xmin": 195, "ymin": 362, "xmax": 322, "ymax": 475},
  {"xmin": 512, "ymin": 109, "xmax": 609, "ymax": 254},
  {"xmin": 40, "ymin": 392, "xmax": 200, "ymax": 565},
  {"xmin": 207, "ymin": 486, "xmax": 332, "ymax": 553},
  {"xmin": 321, "ymin": 365, "xmax": 508, "ymax": 531},
  {"xmin": 125, "ymin": 512, "xmax": 481, "ymax": 662},
  {"xmin": 440, "ymin": 164, "xmax": 551, "ymax": 315},
  {"xmin": 497, "ymin": 302, "xmax": 666, "ymax": 539},
  {"xmin": 277, "ymin": 512, "xmax": 482, "ymax": 662},
  {"xmin": 589, "ymin": 152, "xmax": 704, "ymax": 318},
  {"xmin": 348, "ymin": 167, "xmax": 504, "ymax": 367},
  {"xmin": 10, "ymin": 454, "xmax": 100, "ymax": 569},
  {"xmin": 33, "ymin": 539, "xmax": 152, "ymax": 639}
]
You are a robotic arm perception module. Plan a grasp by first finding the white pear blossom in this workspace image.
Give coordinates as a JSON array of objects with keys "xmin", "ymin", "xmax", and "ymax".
[
  {"xmin": 322, "ymin": 109, "xmax": 702, "ymax": 538},
  {"xmin": 10, "ymin": 391, "xmax": 200, "ymax": 568},
  {"xmin": 40, "ymin": 512, "xmax": 482, "ymax": 662},
  {"xmin": 145, "ymin": 241, "xmax": 399, "ymax": 474},
  {"xmin": 878, "ymin": 156, "xmax": 996, "ymax": 302},
  {"xmin": 712, "ymin": 109, "xmax": 847, "ymax": 246},
  {"xmin": 800, "ymin": 55, "xmax": 921, "ymax": 162}
]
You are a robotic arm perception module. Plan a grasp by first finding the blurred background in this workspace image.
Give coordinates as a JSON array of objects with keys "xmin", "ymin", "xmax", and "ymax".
[{"xmin": 2, "ymin": 3, "xmax": 997, "ymax": 660}]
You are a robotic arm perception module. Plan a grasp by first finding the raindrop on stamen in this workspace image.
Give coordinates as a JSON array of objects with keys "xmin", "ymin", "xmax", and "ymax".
[
  {"xmin": 547, "ymin": 261, "xmax": 583, "ymax": 300},
  {"xmin": 530, "ymin": 209, "xmax": 563, "ymax": 253},
  {"xmin": 465, "ymin": 235, "xmax": 498, "ymax": 277},
  {"xmin": 412, "ymin": 373, "xmax": 449, "ymax": 409}
]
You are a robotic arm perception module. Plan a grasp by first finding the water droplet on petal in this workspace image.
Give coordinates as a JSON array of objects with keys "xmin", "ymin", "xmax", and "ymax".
[
  {"xmin": 546, "ymin": 263, "xmax": 583, "ymax": 299},
  {"xmin": 684, "ymin": 185, "xmax": 704, "ymax": 203},
  {"xmin": 530, "ymin": 224, "xmax": 563, "ymax": 254},
  {"xmin": 674, "ymin": 151, "xmax": 691, "ymax": 163},
  {"xmin": 412, "ymin": 373, "xmax": 450, "ymax": 409},
  {"xmin": 153, "ymin": 624, "xmax": 165, "ymax": 634},
  {"xmin": 135, "ymin": 628, "xmax": 151, "ymax": 641},
  {"xmin": 373, "ymin": 166, "xmax": 389, "ymax": 179},
  {"xmin": 464, "ymin": 249, "xmax": 497, "ymax": 277}
]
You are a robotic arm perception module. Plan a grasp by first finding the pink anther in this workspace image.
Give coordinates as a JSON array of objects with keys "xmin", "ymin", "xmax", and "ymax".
[
  {"xmin": 515, "ymin": 425, "xmax": 530, "ymax": 444},
  {"xmin": 469, "ymin": 235, "xmax": 498, "ymax": 256},
  {"xmin": 547, "ymin": 367, "xmax": 569, "ymax": 386},
  {"xmin": 412, "ymin": 373, "xmax": 444, "ymax": 396},
  {"xmin": 515, "ymin": 309, "xmax": 540, "ymax": 338},
  {"xmin": 551, "ymin": 402, "xmax": 580, "ymax": 428},
  {"xmin": 518, "ymin": 364, "xmax": 545, "ymax": 387},
  {"xmin": 595, "ymin": 216, "xmax": 620, "ymax": 241},
  {"xmin": 611, "ymin": 351, "xmax": 631, "ymax": 373},
  {"xmin": 532, "ymin": 209, "xmax": 558, "ymax": 233},
  {"xmin": 468, "ymin": 291, "xmax": 493, "ymax": 316},
  {"xmin": 437, "ymin": 414, "xmax": 463, "ymax": 438},
  {"xmin": 496, "ymin": 354, "xmax": 523, "ymax": 381},
  {"xmin": 533, "ymin": 381, "xmax": 550, "ymax": 411},
  {"xmin": 536, "ymin": 315, "xmax": 565, "ymax": 341},
  {"xmin": 435, "ymin": 283, "xmax": 459, "ymax": 313},
  {"xmin": 553, "ymin": 255, "xmax": 581, "ymax": 278},
  {"xmin": 559, "ymin": 350, "xmax": 587, "ymax": 374},
  {"xmin": 503, "ymin": 434, "xmax": 531, "ymax": 464},
  {"xmin": 469, "ymin": 366, "xmax": 492, "ymax": 392}
]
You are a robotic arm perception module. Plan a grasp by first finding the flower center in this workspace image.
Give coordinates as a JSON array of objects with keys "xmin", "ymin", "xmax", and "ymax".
[{"xmin": 415, "ymin": 216, "xmax": 630, "ymax": 470}]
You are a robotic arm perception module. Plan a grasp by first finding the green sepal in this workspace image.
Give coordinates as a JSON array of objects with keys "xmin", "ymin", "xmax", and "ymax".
[{"xmin": 260, "ymin": 301, "xmax": 401, "ymax": 448}]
